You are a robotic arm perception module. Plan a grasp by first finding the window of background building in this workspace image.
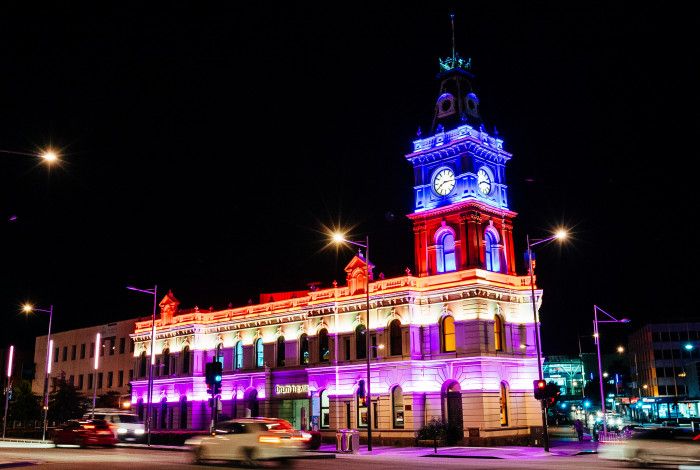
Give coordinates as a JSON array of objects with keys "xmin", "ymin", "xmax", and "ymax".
[
  {"xmin": 62, "ymin": 346, "xmax": 67, "ymax": 361},
  {"xmin": 80, "ymin": 343, "xmax": 86, "ymax": 359},
  {"xmin": 128, "ymin": 369, "xmax": 134, "ymax": 382},
  {"xmin": 119, "ymin": 337, "xmax": 125, "ymax": 354},
  {"xmin": 130, "ymin": 340, "xmax": 135, "ymax": 353},
  {"xmin": 88, "ymin": 373, "xmax": 93, "ymax": 389},
  {"xmin": 118, "ymin": 370, "xmax": 123, "ymax": 387},
  {"xmin": 109, "ymin": 336, "xmax": 116, "ymax": 356},
  {"xmin": 107, "ymin": 371, "xmax": 113, "ymax": 388},
  {"xmin": 90, "ymin": 342, "xmax": 95, "ymax": 358},
  {"xmin": 71, "ymin": 345, "xmax": 76, "ymax": 360},
  {"xmin": 69, "ymin": 375, "xmax": 74, "ymax": 386},
  {"xmin": 97, "ymin": 372, "xmax": 103, "ymax": 389},
  {"xmin": 54, "ymin": 347, "xmax": 59, "ymax": 362},
  {"xmin": 78, "ymin": 374, "xmax": 84, "ymax": 389}
]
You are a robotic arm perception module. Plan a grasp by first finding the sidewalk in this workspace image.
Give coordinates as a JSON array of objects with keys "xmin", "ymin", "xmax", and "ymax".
[
  {"xmin": 316, "ymin": 439, "xmax": 598, "ymax": 460},
  {"xmin": 0, "ymin": 438, "xmax": 54, "ymax": 449}
]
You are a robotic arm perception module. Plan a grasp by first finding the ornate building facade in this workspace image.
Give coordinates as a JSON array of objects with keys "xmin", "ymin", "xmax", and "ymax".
[{"xmin": 130, "ymin": 55, "xmax": 543, "ymax": 443}]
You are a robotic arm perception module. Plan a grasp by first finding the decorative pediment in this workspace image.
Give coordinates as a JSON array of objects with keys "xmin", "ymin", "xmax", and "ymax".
[
  {"xmin": 159, "ymin": 290, "xmax": 180, "ymax": 324},
  {"xmin": 344, "ymin": 254, "xmax": 374, "ymax": 295}
]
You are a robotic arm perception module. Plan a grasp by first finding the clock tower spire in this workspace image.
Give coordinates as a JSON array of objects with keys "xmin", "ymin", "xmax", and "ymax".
[{"xmin": 406, "ymin": 48, "xmax": 516, "ymax": 278}]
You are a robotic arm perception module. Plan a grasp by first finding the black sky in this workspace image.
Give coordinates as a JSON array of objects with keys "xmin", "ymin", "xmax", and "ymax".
[{"xmin": 1, "ymin": 2, "xmax": 698, "ymax": 362}]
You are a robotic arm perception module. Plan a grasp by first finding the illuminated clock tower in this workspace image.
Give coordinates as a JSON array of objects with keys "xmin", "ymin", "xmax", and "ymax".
[{"xmin": 407, "ymin": 55, "xmax": 517, "ymax": 277}]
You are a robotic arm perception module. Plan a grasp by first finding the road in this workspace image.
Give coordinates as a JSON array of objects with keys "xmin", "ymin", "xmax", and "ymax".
[{"xmin": 0, "ymin": 445, "xmax": 650, "ymax": 469}]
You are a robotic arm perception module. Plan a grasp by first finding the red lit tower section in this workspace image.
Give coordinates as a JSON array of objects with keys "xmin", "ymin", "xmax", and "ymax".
[{"xmin": 407, "ymin": 63, "xmax": 516, "ymax": 277}]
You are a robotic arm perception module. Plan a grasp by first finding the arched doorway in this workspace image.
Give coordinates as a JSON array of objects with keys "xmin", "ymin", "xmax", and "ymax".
[
  {"xmin": 245, "ymin": 388, "xmax": 259, "ymax": 417},
  {"xmin": 443, "ymin": 381, "xmax": 463, "ymax": 432}
]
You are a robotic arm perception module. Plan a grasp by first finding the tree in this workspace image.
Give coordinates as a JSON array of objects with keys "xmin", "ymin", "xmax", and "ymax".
[
  {"xmin": 48, "ymin": 378, "xmax": 88, "ymax": 424},
  {"xmin": 96, "ymin": 391, "xmax": 122, "ymax": 409},
  {"xmin": 8, "ymin": 380, "xmax": 40, "ymax": 423}
]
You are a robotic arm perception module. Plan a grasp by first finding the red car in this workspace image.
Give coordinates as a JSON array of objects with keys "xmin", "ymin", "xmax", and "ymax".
[{"xmin": 52, "ymin": 419, "xmax": 118, "ymax": 447}]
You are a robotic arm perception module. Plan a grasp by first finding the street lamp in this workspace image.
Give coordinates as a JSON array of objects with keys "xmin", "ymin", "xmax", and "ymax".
[
  {"xmin": 3, "ymin": 345, "xmax": 14, "ymax": 439},
  {"xmin": 526, "ymin": 229, "xmax": 567, "ymax": 452},
  {"xmin": 127, "ymin": 285, "xmax": 158, "ymax": 447},
  {"xmin": 92, "ymin": 332, "xmax": 101, "ymax": 418},
  {"xmin": 0, "ymin": 148, "xmax": 60, "ymax": 164},
  {"xmin": 22, "ymin": 303, "xmax": 54, "ymax": 441},
  {"xmin": 593, "ymin": 305, "xmax": 630, "ymax": 435},
  {"xmin": 331, "ymin": 232, "xmax": 374, "ymax": 451}
]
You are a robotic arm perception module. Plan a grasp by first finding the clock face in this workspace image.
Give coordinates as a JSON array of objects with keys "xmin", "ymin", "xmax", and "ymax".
[
  {"xmin": 433, "ymin": 168, "xmax": 456, "ymax": 196},
  {"xmin": 477, "ymin": 168, "xmax": 492, "ymax": 195}
]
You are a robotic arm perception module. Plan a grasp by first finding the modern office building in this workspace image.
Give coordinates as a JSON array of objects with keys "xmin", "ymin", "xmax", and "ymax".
[
  {"xmin": 33, "ymin": 319, "xmax": 137, "ymax": 403},
  {"xmin": 628, "ymin": 322, "xmax": 700, "ymax": 420},
  {"xmin": 543, "ymin": 356, "xmax": 585, "ymax": 398},
  {"xmin": 129, "ymin": 52, "xmax": 544, "ymax": 444}
]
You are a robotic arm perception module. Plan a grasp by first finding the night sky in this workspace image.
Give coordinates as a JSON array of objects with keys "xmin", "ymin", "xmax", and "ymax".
[{"xmin": 1, "ymin": 2, "xmax": 697, "ymax": 364}]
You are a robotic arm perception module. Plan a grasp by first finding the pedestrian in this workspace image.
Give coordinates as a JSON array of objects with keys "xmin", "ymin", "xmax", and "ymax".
[{"xmin": 573, "ymin": 418, "xmax": 584, "ymax": 441}]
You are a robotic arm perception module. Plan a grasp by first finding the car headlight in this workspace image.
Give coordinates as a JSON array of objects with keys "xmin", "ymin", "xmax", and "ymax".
[
  {"xmin": 301, "ymin": 432, "xmax": 312, "ymax": 440},
  {"xmin": 135, "ymin": 429, "xmax": 145, "ymax": 435},
  {"xmin": 117, "ymin": 428, "xmax": 128, "ymax": 434}
]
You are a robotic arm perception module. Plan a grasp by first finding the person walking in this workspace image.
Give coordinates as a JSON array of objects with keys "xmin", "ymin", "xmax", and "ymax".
[{"xmin": 573, "ymin": 418, "xmax": 584, "ymax": 441}]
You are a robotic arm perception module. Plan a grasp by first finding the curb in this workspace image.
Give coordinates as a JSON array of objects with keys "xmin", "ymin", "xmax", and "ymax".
[
  {"xmin": 0, "ymin": 462, "xmax": 37, "ymax": 468},
  {"xmin": 115, "ymin": 443, "xmax": 190, "ymax": 452}
]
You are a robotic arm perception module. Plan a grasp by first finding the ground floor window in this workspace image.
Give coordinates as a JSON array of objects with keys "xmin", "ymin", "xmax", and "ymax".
[
  {"xmin": 180, "ymin": 398, "xmax": 187, "ymax": 429},
  {"xmin": 500, "ymin": 382, "xmax": 509, "ymax": 426},
  {"xmin": 357, "ymin": 380, "xmax": 368, "ymax": 428},
  {"xmin": 320, "ymin": 390, "xmax": 330, "ymax": 429},
  {"xmin": 392, "ymin": 385, "xmax": 404, "ymax": 428}
]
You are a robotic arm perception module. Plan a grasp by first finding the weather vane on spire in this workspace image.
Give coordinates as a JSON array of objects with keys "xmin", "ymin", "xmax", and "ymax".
[{"xmin": 439, "ymin": 12, "xmax": 472, "ymax": 72}]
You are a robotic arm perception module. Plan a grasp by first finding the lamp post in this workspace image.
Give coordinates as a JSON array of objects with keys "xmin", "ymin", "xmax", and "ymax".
[
  {"xmin": 526, "ymin": 229, "xmax": 566, "ymax": 452},
  {"xmin": 22, "ymin": 304, "xmax": 53, "ymax": 441},
  {"xmin": 127, "ymin": 285, "xmax": 158, "ymax": 447},
  {"xmin": 3, "ymin": 345, "xmax": 14, "ymax": 439},
  {"xmin": 332, "ymin": 232, "xmax": 374, "ymax": 451},
  {"xmin": 593, "ymin": 305, "xmax": 630, "ymax": 435},
  {"xmin": 91, "ymin": 332, "xmax": 101, "ymax": 417}
]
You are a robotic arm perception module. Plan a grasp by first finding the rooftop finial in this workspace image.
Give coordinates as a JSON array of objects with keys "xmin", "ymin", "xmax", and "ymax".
[{"xmin": 439, "ymin": 12, "xmax": 472, "ymax": 73}]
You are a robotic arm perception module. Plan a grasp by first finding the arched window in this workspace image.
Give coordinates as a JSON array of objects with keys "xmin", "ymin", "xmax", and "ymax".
[
  {"xmin": 277, "ymin": 336, "xmax": 286, "ymax": 367},
  {"xmin": 494, "ymin": 315, "xmax": 504, "ymax": 351},
  {"xmin": 215, "ymin": 342, "xmax": 224, "ymax": 369},
  {"xmin": 181, "ymin": 346, "xmax": 191, "ymax": 374},
  {"xmin": 162, "ymin": 348, "xmax": 170, "ymax": 376},
  {"xmin": 235, "ymin": 341, "xmax": 243, "ymax": 369},
  {"xmin": 139, "ymin": 351, "xmax": 147, "ymax": 378},
  {"xmin": 392, "ymin": 385, "xmax": 404, "ymax": 429},
  {"xmin": 299, "ymin": 334, "xmax": 309, "ymax": 365},
  {"xmin": 320, "ymin": 389, "xmax": 330, "ymax": 429},
  {"xmin": 484, "ymin": 229, "xmax": 501, "ymax": 272},
  {"xmin": 500, "ymin": 382, "xmax": 509, "ymax": 426},
  {"xmin": 318, "ymin": 329, "xmax": 329, "ymax": 362},
  {"xmin": 389, "ymin": 320, "xmax": 402, "ymax": 356},
  {"xmin": 437, "ymin": 230, "xmax": 457, "ymax": 273},
  {"xmin": 255, "ymin": 338, "xmax": 264, "ymax": 368},
  {"xmin": 355, "ymin": 325, "xmax": 367, "ymax": 360},
  {"xmin": 441, "ymin": 316, "xmax": 456, "ymax": 352},
  {"xmin": 160, "ymin": 398, "xmax": 167, "ymax": 429}
]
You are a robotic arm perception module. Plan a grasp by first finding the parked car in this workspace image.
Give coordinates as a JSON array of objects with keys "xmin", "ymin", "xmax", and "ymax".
[
  {"xmin": 83, "ymin": 409, "xmax": 145, "ymax": 441},
  {"xmin": 599, "ymin": 427, "xmax": 700, "ymax": 465},
  {"xmin": 52, "ymin": 419, "xmax": 118, "ymax": 447},
  {"xmin": 185, "ymin": 418, "xmax": 309, "ymax": 465}
]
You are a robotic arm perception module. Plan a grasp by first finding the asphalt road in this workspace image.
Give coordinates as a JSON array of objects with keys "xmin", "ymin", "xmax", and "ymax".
[{"xmin": 0, "ymin": 446, "xmax": 665, "ymax": 469}]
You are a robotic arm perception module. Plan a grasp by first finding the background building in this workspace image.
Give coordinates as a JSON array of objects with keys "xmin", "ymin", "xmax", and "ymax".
[
  {"xmin": 628, "ymin": 322, "xmax": 700, "ymax": 421},
  {"xmin": 543, "ymin": 356, "xmax": 585, "ymax": 398},
  {"xmin": 33, "ymin": 319, "xmax": 137, "ymax": 403}
]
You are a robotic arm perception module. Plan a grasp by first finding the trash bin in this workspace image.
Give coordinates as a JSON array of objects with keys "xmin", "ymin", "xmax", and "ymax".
[
  {"xmin": 347, "ymin": 429, "xmax": 360, "ymax": 454},
  {"xmin": 335, "ymin": 429, "xmax": 348, "ymax": 452}
]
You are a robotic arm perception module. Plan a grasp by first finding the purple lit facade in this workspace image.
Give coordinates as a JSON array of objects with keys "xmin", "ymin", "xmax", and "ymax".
[{"xmin": 130, "ymin": 58, "xmax": 544, "ymax": 443}]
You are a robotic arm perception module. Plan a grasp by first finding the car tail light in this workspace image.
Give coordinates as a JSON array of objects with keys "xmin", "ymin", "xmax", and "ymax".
[
  {"xmin": 259, "ymin": 435, "xmax": 281, "ymax": 444},
  {"xmin": 83, "ymin": 425, "xmax": 95, "ymax": 429}
]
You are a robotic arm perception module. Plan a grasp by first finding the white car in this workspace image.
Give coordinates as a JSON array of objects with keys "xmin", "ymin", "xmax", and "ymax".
[
  {"xmin": 84, "ymin": 409, "xmax": 145, "ymax": 442},
  {"xmin": 599, "ymin": 427, "xmax": 700, "ymax": 465},
  {"xmin": 185, "ymin": 418, "xmax": 308, "ymax": 465}
]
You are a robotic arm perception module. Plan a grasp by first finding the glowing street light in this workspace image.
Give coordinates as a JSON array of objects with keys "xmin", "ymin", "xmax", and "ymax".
[
  {"xmin": 526, "ymin": 228, "xmax": 568, "ymax": 452},
  {"xmin": 1, "ymin": 148, "xmax": 60, "ymax": 164},
  {"xmin": 22, "ymin": 303, "xmax": 54, "ymax": 441},
  {"xmin": 331, "ymin": 231, "xmax": 374, "ymax": 451},
  {"xmin": 2, "ymin": 345, "xmax": 14, "ymax": 438},
  {"xmin": 616, "ymin": 346, "xmax": 625, "ymax": 354},
  {"xmin": 91, "ymin": 332, "xmax": 101, "ymax": 418}
]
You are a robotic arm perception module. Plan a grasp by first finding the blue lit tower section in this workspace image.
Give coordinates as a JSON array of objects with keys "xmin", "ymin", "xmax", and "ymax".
[{"xmin": 407, "ymin": 55, "xmax": 517, "ymax": 277}]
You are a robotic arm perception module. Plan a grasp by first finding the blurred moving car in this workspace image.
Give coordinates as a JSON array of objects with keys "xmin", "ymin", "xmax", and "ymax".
[
  {"xmin": 52, "ymin": 419, "xmax": 118, "ymax": 447},
  {"xmin": 599, "ymin": 427, "xmax": 700, "ymax": 465},
  {"xmin": 83, "ymin": 409, "xmax": 145, "ymax": 441},
  {"xmin": 185, "ymin": 418, "xmax": 309, "ymax": 465}
]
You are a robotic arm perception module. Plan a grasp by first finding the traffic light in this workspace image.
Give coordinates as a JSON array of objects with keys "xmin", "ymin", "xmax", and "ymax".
[
  {"xmin": 533, "ymin": 379, "xmax": 547, "ymax": 400},
  {"xmin": 583, "ymin": 399, "xmax": 591, "ymax": 409},
  {"xmin": 205, "ymin": 360, "xmax": 223, "ymax": 396}
]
